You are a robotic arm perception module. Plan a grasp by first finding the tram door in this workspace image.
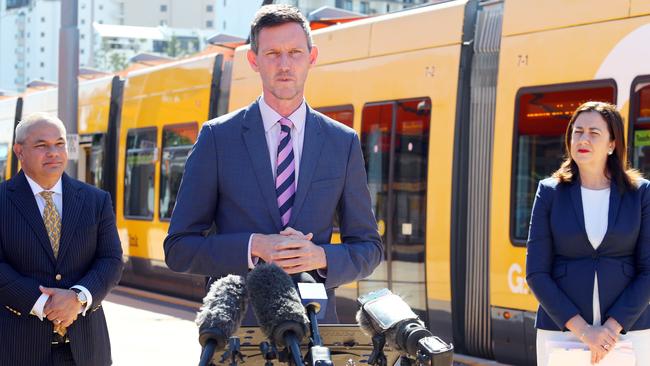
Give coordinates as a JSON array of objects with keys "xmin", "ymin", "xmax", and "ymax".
[
  {"xmin": 360, "ymin": 98, "xmax": 431, "ymax": 321},
  {"xmin": 78, "ymin": 133, "xmax": 106, "ymax": 188}
]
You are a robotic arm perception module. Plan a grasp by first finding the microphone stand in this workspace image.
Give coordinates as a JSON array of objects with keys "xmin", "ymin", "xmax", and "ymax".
[
  {"xmin": 305, "ymin": 305, "xmax": 332, "ymax": 366},
  {"xmin": 198, "ymin": 340, "xmax": 218, "ymax": 366},
  {"xmin": 260, "ymin": 341, "xmax": 278, "ymax": 366},
  {"xmin": 367, "ymin": 334, "xmax": 387, "ymax": 366},
  {"xmin": 219, "ymin": 337, "xmax": 244, "ymax": 366},
  {"xmin": 283, "ymin": 332, "xmax": 305, "ymax": 366}
]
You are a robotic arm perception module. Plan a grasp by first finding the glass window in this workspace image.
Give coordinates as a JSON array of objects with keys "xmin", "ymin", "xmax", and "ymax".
[
  {"xmin": 124, "ymin": 128, "xmax": 157, "ymax": 219},
  {"xmin": 160, "ymin": 4, "xmax": 167, "ymax": 12},
  {"xmin": 360, "ymin": 98, "xmax": 431, "ymax": 318},
  {"xmin": 206, "ymin": 4, "xmax": 213, "ymax": 12},
  {"xmin": 85, "ymin": 134, "xmax": 105, "ymax": 188},
  {"xmin": 159, "ymin": 123, "xmax": 198, "ymax": 220},
  {"xmin": 511, "ymin": 84, "xmax": 615, "ymax": 243},
  {"xmin": 316, "ymin": 105, "xmax": 354, "ymax": 128},
  {"xmin": 631, "ymin": 81, "xmax": 650, "ymax": 177}
]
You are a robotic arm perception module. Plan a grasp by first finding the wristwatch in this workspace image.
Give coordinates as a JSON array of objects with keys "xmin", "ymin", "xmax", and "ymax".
[{"xmin": 71, "ymin": 288, "xmax": 88, "ymax": 306}]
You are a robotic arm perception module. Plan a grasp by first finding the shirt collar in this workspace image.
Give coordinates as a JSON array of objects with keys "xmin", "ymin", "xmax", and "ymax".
[
  {"xmin": 24, "ymin": 174, "xmax": 63, "ymax": 197},
  {"xmin": 258, "ymin": 95, "xmax": 306, "ymax": 133}
]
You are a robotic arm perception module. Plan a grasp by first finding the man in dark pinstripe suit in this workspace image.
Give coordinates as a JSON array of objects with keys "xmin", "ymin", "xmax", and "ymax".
[{"xmin": 0, "ymin": 113, "xmax": 123, "ymax": 365}]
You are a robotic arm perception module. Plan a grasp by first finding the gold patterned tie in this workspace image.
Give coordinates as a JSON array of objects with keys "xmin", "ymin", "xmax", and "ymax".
[
  {"xmin": 40, "ymin": 191, "xmax": 61, "ymax": 258},
  {"xmin": 40, "ymin": 191, "xmax": 66, "ymax": 337}
]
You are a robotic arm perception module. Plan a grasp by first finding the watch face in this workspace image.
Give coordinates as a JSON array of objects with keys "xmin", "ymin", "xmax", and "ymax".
[{"xmin": 77, "ymin": 291, "xmax": 87, "ymax": 304}]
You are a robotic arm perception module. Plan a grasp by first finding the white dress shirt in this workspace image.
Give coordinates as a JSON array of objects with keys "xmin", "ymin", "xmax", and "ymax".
[
  {"xmin": 581, "ymin": 186, "xmax": 610, "ymax": 326},
  {"xmin": 247, "ymin": 96, "xmax": 325, "ymax": 276},
  {"xmin": 25, "ymin": 174, "xmax": 93, "ymax": 319}
]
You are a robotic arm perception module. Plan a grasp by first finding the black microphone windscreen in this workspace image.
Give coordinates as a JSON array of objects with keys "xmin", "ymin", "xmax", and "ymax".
[
  {"xmin": 247, "ymin": 263, "xmax": 309, "ymax": 346},
  {"xmin": 196, "ymin": 274, "xmax": 247, "ymax": 349}
]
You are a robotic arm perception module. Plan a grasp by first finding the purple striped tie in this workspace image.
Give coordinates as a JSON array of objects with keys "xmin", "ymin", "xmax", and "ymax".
[{"xmin": 276, "ymin": 117, "xmax": 296, "ymax": 228}]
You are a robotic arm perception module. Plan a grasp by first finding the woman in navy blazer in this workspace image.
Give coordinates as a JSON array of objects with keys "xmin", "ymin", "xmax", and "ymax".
[{"xmin": 526, "ymin": 102, "xmax": 650, "ymax": 365}]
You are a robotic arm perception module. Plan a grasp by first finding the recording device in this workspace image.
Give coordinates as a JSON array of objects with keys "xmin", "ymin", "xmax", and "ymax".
[
  {"xmin": 248, "ymin": 264, "xmax": 309, "ymax": 366},
  {"xmin": 292, "ymin": 272, "xmax": 332, "ymax": 366},
  {"xmin": 357, "ymin": 289, "xmax": 453, "ymax": 366},
  {"xmin": 196, "ymin": 274, "xmax": 248, "ymax": 366}
]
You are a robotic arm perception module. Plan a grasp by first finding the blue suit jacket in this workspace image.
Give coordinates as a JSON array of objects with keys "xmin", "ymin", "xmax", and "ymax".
[
  {"xmin": 526, "ymin": 177, "xmax": 650, "ymax": 332},
  {"xmin": 0, "ymin": 171, "xmax": 124, "ymax": 366},
  {"xmin": 164, "ymin": 101, "xmax": 383, "ymax": 324}
]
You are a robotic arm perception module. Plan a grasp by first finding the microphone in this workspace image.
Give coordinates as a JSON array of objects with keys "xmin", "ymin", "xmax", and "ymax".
[
  {"xmin": 195, "ymin": 274, "xmax": 247, "ymax": 366},
  {"xmin": 292, "ymin": 272, "xmax": 332, "ymax": 366},
  {"xmin": 356, "ymin": 289, "xmax": 453, "ymax": 366},
  {"xmin": 247, "ymin": 263, "xmax": 308, "ymax": 366},
  {"xmin": 291, "ymin": 272, "xmax": 328, "ymax": 320}
]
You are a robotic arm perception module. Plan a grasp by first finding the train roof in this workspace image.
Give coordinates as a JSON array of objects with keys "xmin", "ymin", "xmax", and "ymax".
[
  {"xmin": 503, "ymin": 0, "xmax": 650, "ymax": 37},
  {"xmin": 232, "ymin": 0, "xmax": 467, "ymax": 80}
]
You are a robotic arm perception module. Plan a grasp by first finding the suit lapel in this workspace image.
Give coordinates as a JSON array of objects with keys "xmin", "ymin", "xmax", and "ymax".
[
  {"xmin": 569, "ymin": 181, "xmax": 590, "ymax": 248},
  {"xmin": 7, "ymin": 171, "xmax": 56, "ymax": 265},
  {"xmin": 289, "ymin": 107, "xmax": 324, "ymax": 227},
  {"xmin": 242, "ymin": 102, "xmax": 283, "ymax": 231},
  {"xmin": 599, "ymin": 181, "xmax": 622, "ymax": 250},
  {"xmin": 57, "ymin": 173, "xmax": 84, "ymax": 261}
]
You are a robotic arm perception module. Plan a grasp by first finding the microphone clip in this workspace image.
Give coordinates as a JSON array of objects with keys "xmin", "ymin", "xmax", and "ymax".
[{"xmin": 219, "ymin": 336, "xmax": 245, "ymax": 366}]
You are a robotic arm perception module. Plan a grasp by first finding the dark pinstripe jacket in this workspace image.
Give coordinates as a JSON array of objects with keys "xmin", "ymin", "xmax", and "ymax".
[{"xmin": 0, "ymin": 171, "xmax": 124, "ymax": 366}]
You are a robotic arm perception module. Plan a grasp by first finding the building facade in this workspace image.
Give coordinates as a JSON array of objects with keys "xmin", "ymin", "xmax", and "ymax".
[
  {"xmin": 119, "ymin": 0, "xmax": 216, "ymax": 29},
  {"xmin": 213, "ymin": 0, "xmax": 432, "ymax": 39},
  {"xmin": 0, "ymin": 0, "xmax": 121, "ymax": 92}
]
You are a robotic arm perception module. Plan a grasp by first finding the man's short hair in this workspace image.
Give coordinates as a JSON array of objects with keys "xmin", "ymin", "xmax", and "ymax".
[
  {"xmin": 249, "ymin": 4, "xmax": 312, "ymax": 54},
  {"xmin": 15, "ymin": 112, "xmax": 67, "ymax": 144}
]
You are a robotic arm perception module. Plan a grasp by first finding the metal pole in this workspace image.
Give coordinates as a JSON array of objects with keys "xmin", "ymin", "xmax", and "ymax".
[{"xmin": 58, "ymin": 0, "xmax": 79, "ymax": 178}]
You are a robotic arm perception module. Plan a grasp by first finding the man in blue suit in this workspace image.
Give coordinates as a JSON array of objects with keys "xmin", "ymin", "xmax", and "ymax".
[
  {"xmin": 0, "ymin": 113, "xmax": 123, "ymax": 365},
  {"xmin": 164, "ymin": 4, "xmax": 382, "ymax": 324}
]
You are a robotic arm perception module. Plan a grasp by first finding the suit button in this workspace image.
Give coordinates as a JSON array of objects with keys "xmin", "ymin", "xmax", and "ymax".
[{"xmin": 55, "ymin": 274, "xmax": 62, "ymax": 281}]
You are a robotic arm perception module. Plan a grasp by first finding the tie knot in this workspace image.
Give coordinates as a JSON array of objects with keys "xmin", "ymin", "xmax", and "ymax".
[
  {"xmin": 40, "ymin": 191, "xmax": 54, "ymax": 201},
  {"xmin": 279, "ymin": 117, "xmax": 293, "ymax": 129}
]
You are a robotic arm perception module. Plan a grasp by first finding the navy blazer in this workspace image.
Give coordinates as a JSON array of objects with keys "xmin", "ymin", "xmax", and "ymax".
[
  {"xmin": 164, "ymin": 101, "xmax": 383, "ymax": 324},
  {"xmin": 526, "ymin": 177, "xmax": 650, "ymax": 332},
  {"xmin": 0, "ymin": 171, "xmax": 124, "ymax": 366}
]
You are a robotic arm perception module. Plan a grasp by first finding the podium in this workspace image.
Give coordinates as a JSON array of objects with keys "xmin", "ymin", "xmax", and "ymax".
[{"xmin": 229, "ymin": 325, "xmax": 402, "ymax": 366}]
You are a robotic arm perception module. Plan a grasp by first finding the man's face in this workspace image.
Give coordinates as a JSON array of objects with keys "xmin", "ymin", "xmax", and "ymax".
[
  {"xmin": 13, "ymin": 122, "xmax": 68, "ymax": 184},
  {"xmin": 247, "ymin": 22, "xmax": 318, "ymax": 103}
]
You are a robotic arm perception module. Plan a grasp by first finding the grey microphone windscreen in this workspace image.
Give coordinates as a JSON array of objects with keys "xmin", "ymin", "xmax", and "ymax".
[
  {"xmin": 247, "ymin": 263, "xmax": 309, "ymax": 346},
  {"xmin": 196, "ymin": 274, "xmax": 247, "ymax": 350}
]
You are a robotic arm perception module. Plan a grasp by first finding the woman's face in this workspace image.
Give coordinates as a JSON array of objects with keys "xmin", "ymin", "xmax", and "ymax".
[{"xmin": 570, "ymin": 111, "xmax": 615, "ymax": 172}]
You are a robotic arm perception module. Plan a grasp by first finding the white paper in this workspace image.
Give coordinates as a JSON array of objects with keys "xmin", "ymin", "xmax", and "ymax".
[{"xmin": 546, "ymin": 340, "xmax": 635, "ymax": 366}]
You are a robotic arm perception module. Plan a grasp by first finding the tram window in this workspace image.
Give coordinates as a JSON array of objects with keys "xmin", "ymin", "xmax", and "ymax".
[
  {"xmin": 631, "ymin": 80, "xmax": 650, "ymax": 177},
  {"xmin": 159, "ymin": 123, "xmax": 198, "ymax": 220},
  {"xmin": 316, "ymin": 105, "xmax": 354, "ymax": 128},
  {"xmin": 511, "ymin": 84, "xmax": 615, "ymax": 244},
  {"xmin": 124, "ymin": 128, "xmax": 157, "ymax": 220},
  {"xmin": 85, "ymin": 134, "xmax": 105, "ymax": 188},
  {"xmin": 0, "ymin": 143, "xmax": 7, "ymax": 182},
  {"xmin": 360, "ymin": 97, "xmax": 430, "ymax": 318}
]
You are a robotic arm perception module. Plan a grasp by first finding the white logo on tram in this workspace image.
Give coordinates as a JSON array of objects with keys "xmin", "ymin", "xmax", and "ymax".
[{"xmin": 508, "ymin": 263, "xmax": 529, "ymax": 295}]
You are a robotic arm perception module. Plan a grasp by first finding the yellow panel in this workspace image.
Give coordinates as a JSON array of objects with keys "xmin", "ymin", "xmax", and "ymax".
[
  {"xmin": 369, "ymin": 0, "xmax": 466, "ymax": 56},
  {"xmin": 491, "ymin": 16, "xmax": 650, "ymax": 311},
  {"xmin": 0, "ymin": 98, "xmax": 17, "ymax": 180},
  {"xmin": 78, "ymin": 76, "xmax": 114, "ymax": 134},
  {"xmin": 503, "ymin": 0, "xmax": 629, "ymax": 37},
  {"xmin": 312, "ymin": 21, "xmax": 371, "ymax": 65},
  {"xmin": 117, "ymin": 54, "xmax": 216, "ymax": 261},
  {"xmin": 631, "ymin": 0, "xmax": 650, "ymax": 16}
]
